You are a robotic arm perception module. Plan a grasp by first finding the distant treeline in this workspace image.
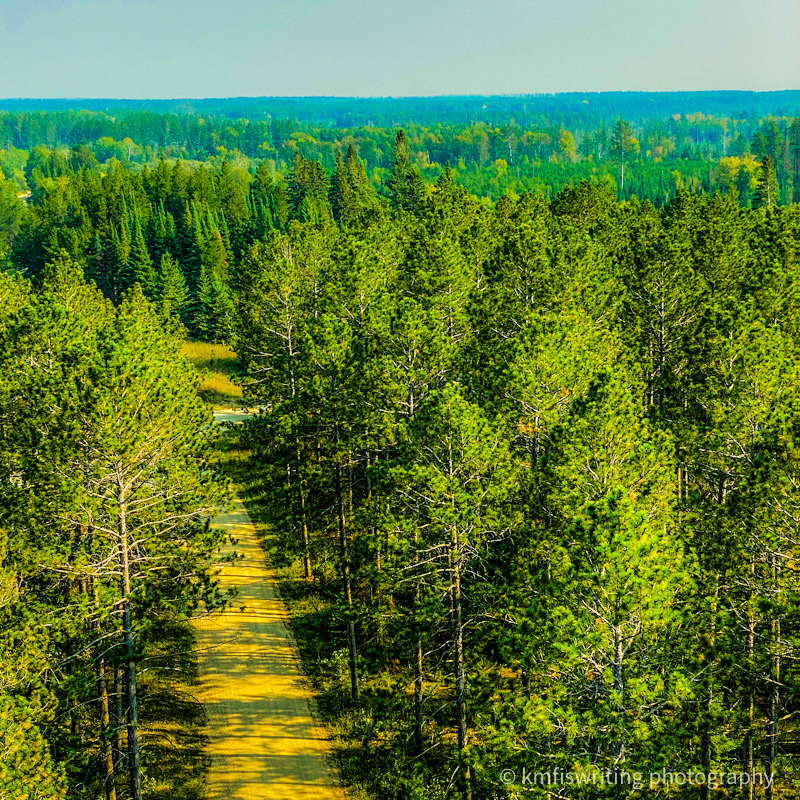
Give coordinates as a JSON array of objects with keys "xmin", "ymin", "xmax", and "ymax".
[{"xmin": 2, "ymin": 91, "xmax": 800, "ymax": 126}]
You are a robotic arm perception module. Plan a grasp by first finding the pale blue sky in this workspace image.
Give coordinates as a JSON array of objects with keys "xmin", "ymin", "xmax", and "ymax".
[{"xmin": 0, "ymin": 0, "xmax": 797, "ymax": 98}]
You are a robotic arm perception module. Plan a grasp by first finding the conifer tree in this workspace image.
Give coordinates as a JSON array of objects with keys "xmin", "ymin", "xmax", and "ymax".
[
  {"xmin": 436, "ymin": 161, "xmax": 457, "ymax": 193},
  {"xmin": 287, "ymin": 153, "xmax": 330, "ymax": 223},
  {"xmin": 754, "ymin": 155, "xmax": 780, "ymax": 209},
  {"xmin": 382, "ymin": 384, "xmax": 517, "ymax": 800},
  {"xmin": 196, "ymin": 223, "xmax": 234, "ymax": 341},
  {"xmin": 130, "ymin": 217, "xmax": 158, "ymax": 299},
  {"xmin": 109, "ymin": 223, "xmax": 133, "ymax": 303},
  {"xmin": 250, "ymin": 160, "xmax": 274, "ymax": 208},
  {"xmin": 158, "ymin": 252, "xmax": 189, "ymax": 324},
  {"xmin": 330, "ymin": 146, "xmax": 379, "ymax": 227},
  {"xmin": 216, "ymin": 160, "xmax": 249, "ymax": 226},
  {"xmin": 611, "ymin": 119, "xmax": 636, "ymax": 198},
  {"xmin": 176, "ymin": 203, "xmax": 202, "ymax": 295},
  {"xmin": 386, "ymin": 130, "xmax": 427, "ymax": 214},
  {"xmin": 59, "ymin": 286, "xmax": 227, "ymax": 800}
]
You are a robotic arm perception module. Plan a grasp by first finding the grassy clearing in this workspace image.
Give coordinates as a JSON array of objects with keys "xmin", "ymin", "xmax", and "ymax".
[{"xmin": 181, "ymin": 340, "xmax": 244, "ymax": 406}]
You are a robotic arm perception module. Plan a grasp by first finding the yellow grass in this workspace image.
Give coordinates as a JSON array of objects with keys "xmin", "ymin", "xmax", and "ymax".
[{"xmin": 181, "ymin": 341, "xmax": 243, "ymax": 404}]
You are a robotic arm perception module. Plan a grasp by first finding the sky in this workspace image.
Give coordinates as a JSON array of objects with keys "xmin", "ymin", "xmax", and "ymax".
[{"xmin": 0, "ymin": 0, "xmax": 797, "ymax": 98}]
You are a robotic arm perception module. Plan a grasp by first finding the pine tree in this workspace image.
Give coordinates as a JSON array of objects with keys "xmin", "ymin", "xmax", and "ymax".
[
  {"xmin": 195, "ymin": 221, "xmax": 234, "ymax": 341},
  {"xmin": 0, "ymin": 253, "xmax": 115, "ymax": 798},
  {"xmin": 176, "ymin": 203, "xmax": 202, "ymax": 294},
  {"xmin": 386, "ymin": 130, "xmax": 427, "ymax": 214},
  {"xmin": 515, "ymin": 372, "xmax": 691, "ymax": 779},
  {"xmin": 611, "ymin": 119, "xmax": 636, "ymax": 198},
  {"xmin": 216, "ymin": 160, "xmax": 248, "ymax": 226},
  {"xmin": 436, "ymin": 161, "xmax": 457, "ymax": 193},
  {"xmin": 287, "ymin": 153, "xmax": 330, "ymax": 223},
  {"xmin": 158, "ymin": 253, "xmax": 189, "ymax": 324},
  {"xmin": 330, "ymin": 146, "xmax": 379, "ymax": 227},
  {"xmin": 130, "ymin": 216, "xmax": 158, "ymax": 298},
  {"xmin": 250, "ymin": 160, "xmax": 274, "ymax": 207},
  {"xmin": 753, "ymin": 155, "xmax": 780, "ymax": 209},
  {"xmin": 382, "ymin": 384, "xmax": 517, "ymax": 800},
  {"xmin": 59, "ymin": 286, "xmax": 226, "ymax": 800},
  {"xmin": 110, "ymin": 221, "xmax": 133, "ymax": 303}
]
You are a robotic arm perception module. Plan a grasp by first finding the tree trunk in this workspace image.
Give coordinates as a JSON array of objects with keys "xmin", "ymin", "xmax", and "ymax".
[
  {"xmin": 68, "ymin": 691, "xmax": 80, "ymax": 741},
  {"xmin": 295, "ymin": 444, "xmax": 312, "ymax": 580},
  {"xmin": 412, "ymin": 579, "xmax": 424, "ymax": 753},
  {"xmin": 766, "ymin": 631, "xmax": 779, "ymax": 800},
  {"xmin": 113, "ymin": 665, "xmax": 124, "ymax": 773},
  {"xmin": 612, "ymin": 624, "xmax": 626, "ymax": 765},
  {"xmin": 701, "ymin": 694, "xmax": 712, "ymax": 800},
  {"xmin": 657, "ymin": 298, "xmax": 665, "ymax": 413},
  {"xmin": 366, "ymin": 452, "xmax": 384, "ymax": 637},
  {"xmin": 699, "ymin": 581, "xmax": 719, "ymax": 800},
  {"xmin": 119, "ymin": 485, "xmax": 142, "ymax": 800},
  {"xmin": 92, "ymin": 568, "xmax": 118, "ymax": 800},
  {"xmin": 97, "ymin": 655, "xmax": 118, "ymax": 800},
  {"xmin": 766, "ymin": 556, "xmax": 780, "ymax": 800},
  {"xmin": 743, "ymin": 562, "xmax": 755, "ymax": 800},
  {"xmin": 450, "ymin": 530, "xmax": 470, "ymax": 800},
  {"xmin": 335, "ymin": 449, "xmax": 359, "ymax": 702}
]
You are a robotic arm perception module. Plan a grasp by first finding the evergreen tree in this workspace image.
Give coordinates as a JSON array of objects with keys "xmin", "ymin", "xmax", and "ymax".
[
  {"xmin": 330, "ymin": 146, "xmax": 379, "ymax": 227},
  {"xmin": 754, "ymin": 155, "xmax": 780, "ymax": 209},
  {"xmin": 382, "ymin": 384, "xmax": 517, "ymax": 800},
  {"xmin": 287, "ymin": 153, "xmax": 330, "ymax": 223},
  {"xmin": 386, "ymin": 130, "xmax": 427, "ymax": 214},
  {"xmin": 436, "ymin": 161, "xmax": 457, "ymax": 193},
  {"xmin": 130, "ymin": 216, "xmax": 158, "ymax": 298},
  {"xmin": 611, "ymin": 118, "xmax": 637, "ymax": 198},
  {"xmin": 158, "ymin": 252, "xmax": 189, "ymax": 324}
]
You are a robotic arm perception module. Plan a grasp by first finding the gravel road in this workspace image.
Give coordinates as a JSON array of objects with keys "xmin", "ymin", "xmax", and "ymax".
[{"xmin": 193, "ymin": 411, "xmax": 345, "ymax": 799}]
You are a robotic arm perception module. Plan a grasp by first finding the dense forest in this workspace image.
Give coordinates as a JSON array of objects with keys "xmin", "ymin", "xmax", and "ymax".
[
  {"xmin": 232, "ymin": 180, "xmax": 799, "ymax": 800},
  {"xmin": 1, "ymin": 94, "xmax": 799, "ymax": 216},
  {"xmin": 0, "ymin": 94, "xmax": 798, "ymax": 799}
]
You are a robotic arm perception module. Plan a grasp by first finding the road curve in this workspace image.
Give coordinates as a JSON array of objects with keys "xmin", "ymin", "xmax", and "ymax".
[{"xmin": 194, "ymin": 413, "xmax": 345, "ymax": 799}]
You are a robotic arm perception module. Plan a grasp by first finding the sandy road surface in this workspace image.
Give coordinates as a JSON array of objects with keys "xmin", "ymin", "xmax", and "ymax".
[{"xmin": 194, "ymin": 409, "xmax": 344, "ymax": 799}]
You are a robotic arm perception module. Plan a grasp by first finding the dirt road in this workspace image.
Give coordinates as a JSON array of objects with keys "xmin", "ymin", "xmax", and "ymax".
[{"xmin": 194, "ymin": 483, "xmax": 345, "ymax": 799}]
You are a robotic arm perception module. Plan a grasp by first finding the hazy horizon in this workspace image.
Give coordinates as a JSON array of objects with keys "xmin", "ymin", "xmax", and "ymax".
[{"xmin": 2, "ymin": 91, "xmax": 800, "ymax": 101}]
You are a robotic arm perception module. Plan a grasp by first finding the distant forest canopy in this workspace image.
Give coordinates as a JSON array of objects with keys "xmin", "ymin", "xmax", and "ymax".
[
  {"xmin": 0, "ymin": 92, "xmax": 799, "ymax": 208},
  {"xmin": 2, "ymin": 91, "xmax": 800, "ymax": 126}
]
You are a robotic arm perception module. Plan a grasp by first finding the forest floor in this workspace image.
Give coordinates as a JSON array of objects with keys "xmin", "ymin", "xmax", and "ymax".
[{"xmin": 192, "ymin": 412, "xmax": 345, "ymax": 800}]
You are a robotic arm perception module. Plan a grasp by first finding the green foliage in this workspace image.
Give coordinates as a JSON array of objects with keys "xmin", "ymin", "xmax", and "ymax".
[
  {"xmin": 0, "ymin": 256, "xmax": 229, "ymax": 799},
  {"xmin": 330, "ymin": 146, "xmax": 380, "ymax": 227},
  {"xmin": 754, "ymin": 154, "xmax": 780, "ymax": 209},
  {"xmin": 287, "ymin": 152, "xmax": 330, "ymax": 223},
  {"xmin": 386, "ymin": 130, "xmax": 427, "ymax": 214},
  {"xmin": 1, "ymin": 104, "xmax": 799, "ymax": 798},
  {"xmin": 159, "ymin": 252, "xmax": 189, "ymax": 323},
  {"xmin": 229, "ymin": 181, "xmax": 799, "ymax": 799},
  {"xmin": 0, "ymin": 694, "xmax": 68, "ymax": 799}
]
